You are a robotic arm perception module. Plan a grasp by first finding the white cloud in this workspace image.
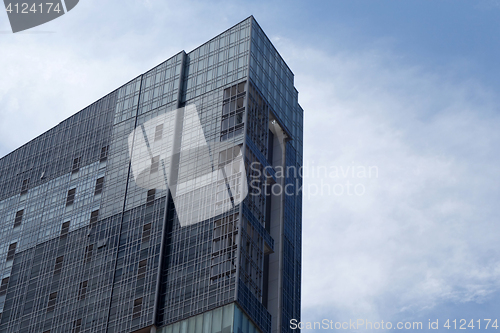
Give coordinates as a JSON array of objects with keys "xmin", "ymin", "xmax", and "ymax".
[
  {"xmin": 277, "ymin": 40, "xmax": 500, "ymax": 322},
  {"xmin": 1, "ymin": 0, "xmax": 499, "ymax": 327},
  {"xmin": 0, "ymin": 0, "xmax": 256, "ymax": 157}
]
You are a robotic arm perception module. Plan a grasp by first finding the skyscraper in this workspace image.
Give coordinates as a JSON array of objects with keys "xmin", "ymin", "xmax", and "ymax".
[{"xmin": 0, "ymin": 16, "xmax": 303, "ymax": 333}]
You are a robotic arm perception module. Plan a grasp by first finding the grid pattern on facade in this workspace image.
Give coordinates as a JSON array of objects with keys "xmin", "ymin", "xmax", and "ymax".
[
  {"xmin": 247, "ymin": 18, "xmax": 303, "ymax": 333},
  {"xmin": 157, "ymin": 208, "xmax": 238, "ymax": 327},
  {"xmin": 246, "ymin": 83, "xmax": 269, "ymax": 158},
  {"xmin": 237, "ymin": 280, "xmax": 271, "ymax": 333},
  {"xmin": 0, "ymin": 15, "xmax": 302, "ymax": 333},
  {"xmin": 0, "ymin": 196, "xmax": 166, "ymax": 333},
  {"xmin": 238, "ymin": 80, "xmax": 275, "ymax": 333},
  {"xmin": 181, "ymin": 19, "xmax": 251, "ymax": 103},
  {"xmin": 248, "ymin": 20, "xmax": 303, "ymax": 156},
  {"xmin": 280, "ymin": 144, "xmax": 301, "ymax": 333},
  {"xmin": 137, "ymin": 53, "xmax": 184, "ymax": 117},
  {"xmin": 156, "ymin": 17, "xmax": 253, "ymax": 327},
  {"xmin": 114, "ymin": 77, "xmax": 142, "ymax": 125},
  {"xmin": 105, "ymin": 198, "xmax": 166, "ymax": 333},
  {"xmin": 239, "ymin": 218, "xmax": 264, "ymax": 301},
  {"xmin": 221, "ymin": 82, "xmax": 246, "ymax": 142},
  {"xmin": 0, "ymin": 92, "xmax": 117, "ymax": 202},
  {"xmin": 244, "ymin": 146, "xmax": 267, "ymax": 225},
  {"xmin": 0, "ymin": 214, "xmax": 121, "ymax": 333}
]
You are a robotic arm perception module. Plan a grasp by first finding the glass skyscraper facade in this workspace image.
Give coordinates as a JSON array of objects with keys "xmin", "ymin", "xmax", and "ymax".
[{"xmin": 0, "ymin": 16, "xmax": 303, "ymax": 333}]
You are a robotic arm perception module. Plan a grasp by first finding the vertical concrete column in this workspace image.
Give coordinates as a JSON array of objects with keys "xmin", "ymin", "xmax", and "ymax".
[{"xmin": 267, "ymin": 120, "xmax": 286, "ymax": 333}]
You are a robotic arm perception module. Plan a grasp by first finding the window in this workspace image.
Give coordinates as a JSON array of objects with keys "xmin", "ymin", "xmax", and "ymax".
[
  {"xmin": 0, "ymin": 277, "xmax": 9, "ymax": 295},
  {"xmin": 221, "ymin": 82, "xmax": 246, "ymax": 142},
  {"xmin": 78, "ymin": 281, "xmax": 88, "ymax": 300},
  {"xmin": 132, "ymin": 298, "xmax": 143, "ymax": 319},
  {"xmin": 21, "ymin": 178, "xmax": 29, "ymax": 194},
  {"xmin": 237, "ymin": 81, "xmax": 246, "ymax": 93},
  {"xmin": 94, "ymin": 177, "xmax": 104, "ymax": 195},
  {"xmin": 154, "ymin": 124, "xmax": 164, "ymax": 142},
  {"xmin": 47, "ymin": 292, "xmax": 57, "ymax": 312},
  {"xmin": 237, "ymin": 96, "xmax": 244, "ymax": 109},
  {"xmin": 90, "ymin": 210, "xmax": 99, "ymax": 226},
  {"xmin": 222, "ymin": 102, "xmax": 230, "ymax": 115},
  {"xmin": 14, "ymin": 210, "xmax": 24, "ymax": 228},
  {"xmin": 223, "ymin": 81, "xmax": 246, "ymax": 101},
  {"xmin": 85, "ymin": 245, "xmax": 94, "ymax": 262},
  {"xmin": 221, "ymin": 112, "xmax": 244, "ymax": 131},
  {"xmin": 66, "ymin": 188, "xmax": 76, "ymax": 206},
  {"xmin": 150, "ymin": 156, "xmax": 160, "ymax": 173},
  {"xmin": 60, "ymin": 221, "xmax": 70, "ymax": 237},
  {"xmin": 210, "ymin": 214, "xmax": 238, "ymax": 282},
  {"xmin": 97, "ymin": 238, "xmax": 107, "ymax": 249},
  {"xmin": 72, "ymin": 157, "xmax": 80, "ymax": 173},
  {"xmin": 7, "ymin": 242, "xmax": 17, "ymax": 261},
  {"xmin": 146, "ymin": 189, "xmax": 156, "ymax": 206},
  {"xmin": 138, "ymin": 259, "xmax": 147, "ymax": 280},
  {"xmin": 73, "ymin": 319, "xmax": 82, "ymax": 333},
  {"xmin": 142, "ymin": 223, "xmax": 152, "ymax": 242},
  {"xmin": 54, "ymin": 256, "xmax": 64, "ymax": 275},
  {"xmin": 100, "ymin": 145, "xmax": 109, "ymax": 161},
  {"xmin": 220, "ymin": 126, "xmax": 243, "ymax": 141}
]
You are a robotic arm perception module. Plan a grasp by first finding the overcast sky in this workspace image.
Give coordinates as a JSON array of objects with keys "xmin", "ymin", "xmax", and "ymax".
[{"xmin": 2, "ymin": 0, "xmax": 500, "ymax": 331}]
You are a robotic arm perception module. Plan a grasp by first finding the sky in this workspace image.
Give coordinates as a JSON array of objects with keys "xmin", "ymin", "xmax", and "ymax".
[{"xmin": 1, "ymin": 0, "xmax": 500, "ymax": 331}]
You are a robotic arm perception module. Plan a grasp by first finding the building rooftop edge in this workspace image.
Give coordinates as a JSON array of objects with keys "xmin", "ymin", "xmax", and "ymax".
[{"xmin": 0, "ymin": 15, "xmax": 299, "ymax": 162}]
